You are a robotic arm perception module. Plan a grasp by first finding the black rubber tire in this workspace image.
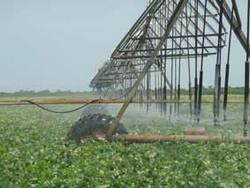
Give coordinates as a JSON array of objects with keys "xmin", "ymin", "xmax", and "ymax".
[{"xmin": 68, "ymin": 113, "xmax": 128, "ymax": 143}]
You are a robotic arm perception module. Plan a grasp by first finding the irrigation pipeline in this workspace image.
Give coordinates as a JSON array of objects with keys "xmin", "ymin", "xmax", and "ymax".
[
  {"xmin": 185, "ymin": 5, "xmax": 192, "ymax": 115},
  {"xmin": 194, "ymin": 0, "xmax": 199, "ymax": 122},
  {"xmin": 243, "ymin": 0, "xmax": 250, "ymax": 136},
  {"xmin": 122, "ymin": 134, "xmax": 250, "ymax": 144},
  {"xmin": 1, "ymin": 99, "xmax": 247, "ymax": 106},
  {"xmin": 197, "ymin": 0, "xmax": 208, "ymax": 123},
  {"xmin": 223, "ymin": 1, "xmax": 234, "ymax": 121},
  {"xmin": 3, "ymin": 86, "xmax": 138, "ymax": 114},
  {"xmin": 213, "ymin": 0, "xmax": 224, "ymax": 126},
  {"xmin": 20, "ymin": 99, "xmax": 100, "ymax": 114}
]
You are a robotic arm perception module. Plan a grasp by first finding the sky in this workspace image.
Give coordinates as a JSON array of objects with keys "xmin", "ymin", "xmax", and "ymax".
[
  {"xmin": 0, "ymin": 0, "xmax": 249, "ymax": 92},
  {"xmin": 0, "ymin": 0, "xmax": 147, "ymax": 92}
]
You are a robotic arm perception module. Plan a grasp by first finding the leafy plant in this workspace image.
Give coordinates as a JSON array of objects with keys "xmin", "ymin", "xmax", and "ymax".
[{"xmin": 0, "ymin": 104, "xmax": 250, "ymax": 187}]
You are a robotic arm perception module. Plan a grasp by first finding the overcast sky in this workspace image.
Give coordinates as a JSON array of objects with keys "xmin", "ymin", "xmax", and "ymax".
[{"xmin": 0, "ymin": 0, "xmax": 249, "ymax": 92}]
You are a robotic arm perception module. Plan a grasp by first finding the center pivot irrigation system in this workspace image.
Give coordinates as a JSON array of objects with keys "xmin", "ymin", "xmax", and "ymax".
[
  {"xmin": 89, "ymin": 0, "xmax": 250, "ymax": 139},
  {"xmin": 2, "ymin": 0, "xmax": 250, "ymax": 143}
]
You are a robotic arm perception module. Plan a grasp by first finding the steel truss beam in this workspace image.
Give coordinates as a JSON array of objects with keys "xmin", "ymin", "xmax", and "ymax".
[{"xmin": 90, "ymin": 0, "xmax": 222, "ymax": 90}]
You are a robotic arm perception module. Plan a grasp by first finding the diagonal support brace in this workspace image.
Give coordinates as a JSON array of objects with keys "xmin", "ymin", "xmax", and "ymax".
[{"xmin": 107, "ymin": 0, "xmax": 189, "ymax": 136}]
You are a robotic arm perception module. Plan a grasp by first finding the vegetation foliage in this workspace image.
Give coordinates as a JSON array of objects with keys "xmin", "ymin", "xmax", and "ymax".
[{"xmin": 1, "ymin": 103, "xmax": 250, "ymax": 187}]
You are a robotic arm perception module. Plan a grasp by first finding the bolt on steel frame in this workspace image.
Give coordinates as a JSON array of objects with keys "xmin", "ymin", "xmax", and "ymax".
[{"xmin": 90, "ymin": 0, "xmax": 250, "ymax": 137}]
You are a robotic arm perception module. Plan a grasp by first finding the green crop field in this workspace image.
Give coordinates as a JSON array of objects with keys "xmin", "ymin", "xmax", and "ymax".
[{"xmin": 1, "ymin": 94, "xmax": 250, "ymax": 187}]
